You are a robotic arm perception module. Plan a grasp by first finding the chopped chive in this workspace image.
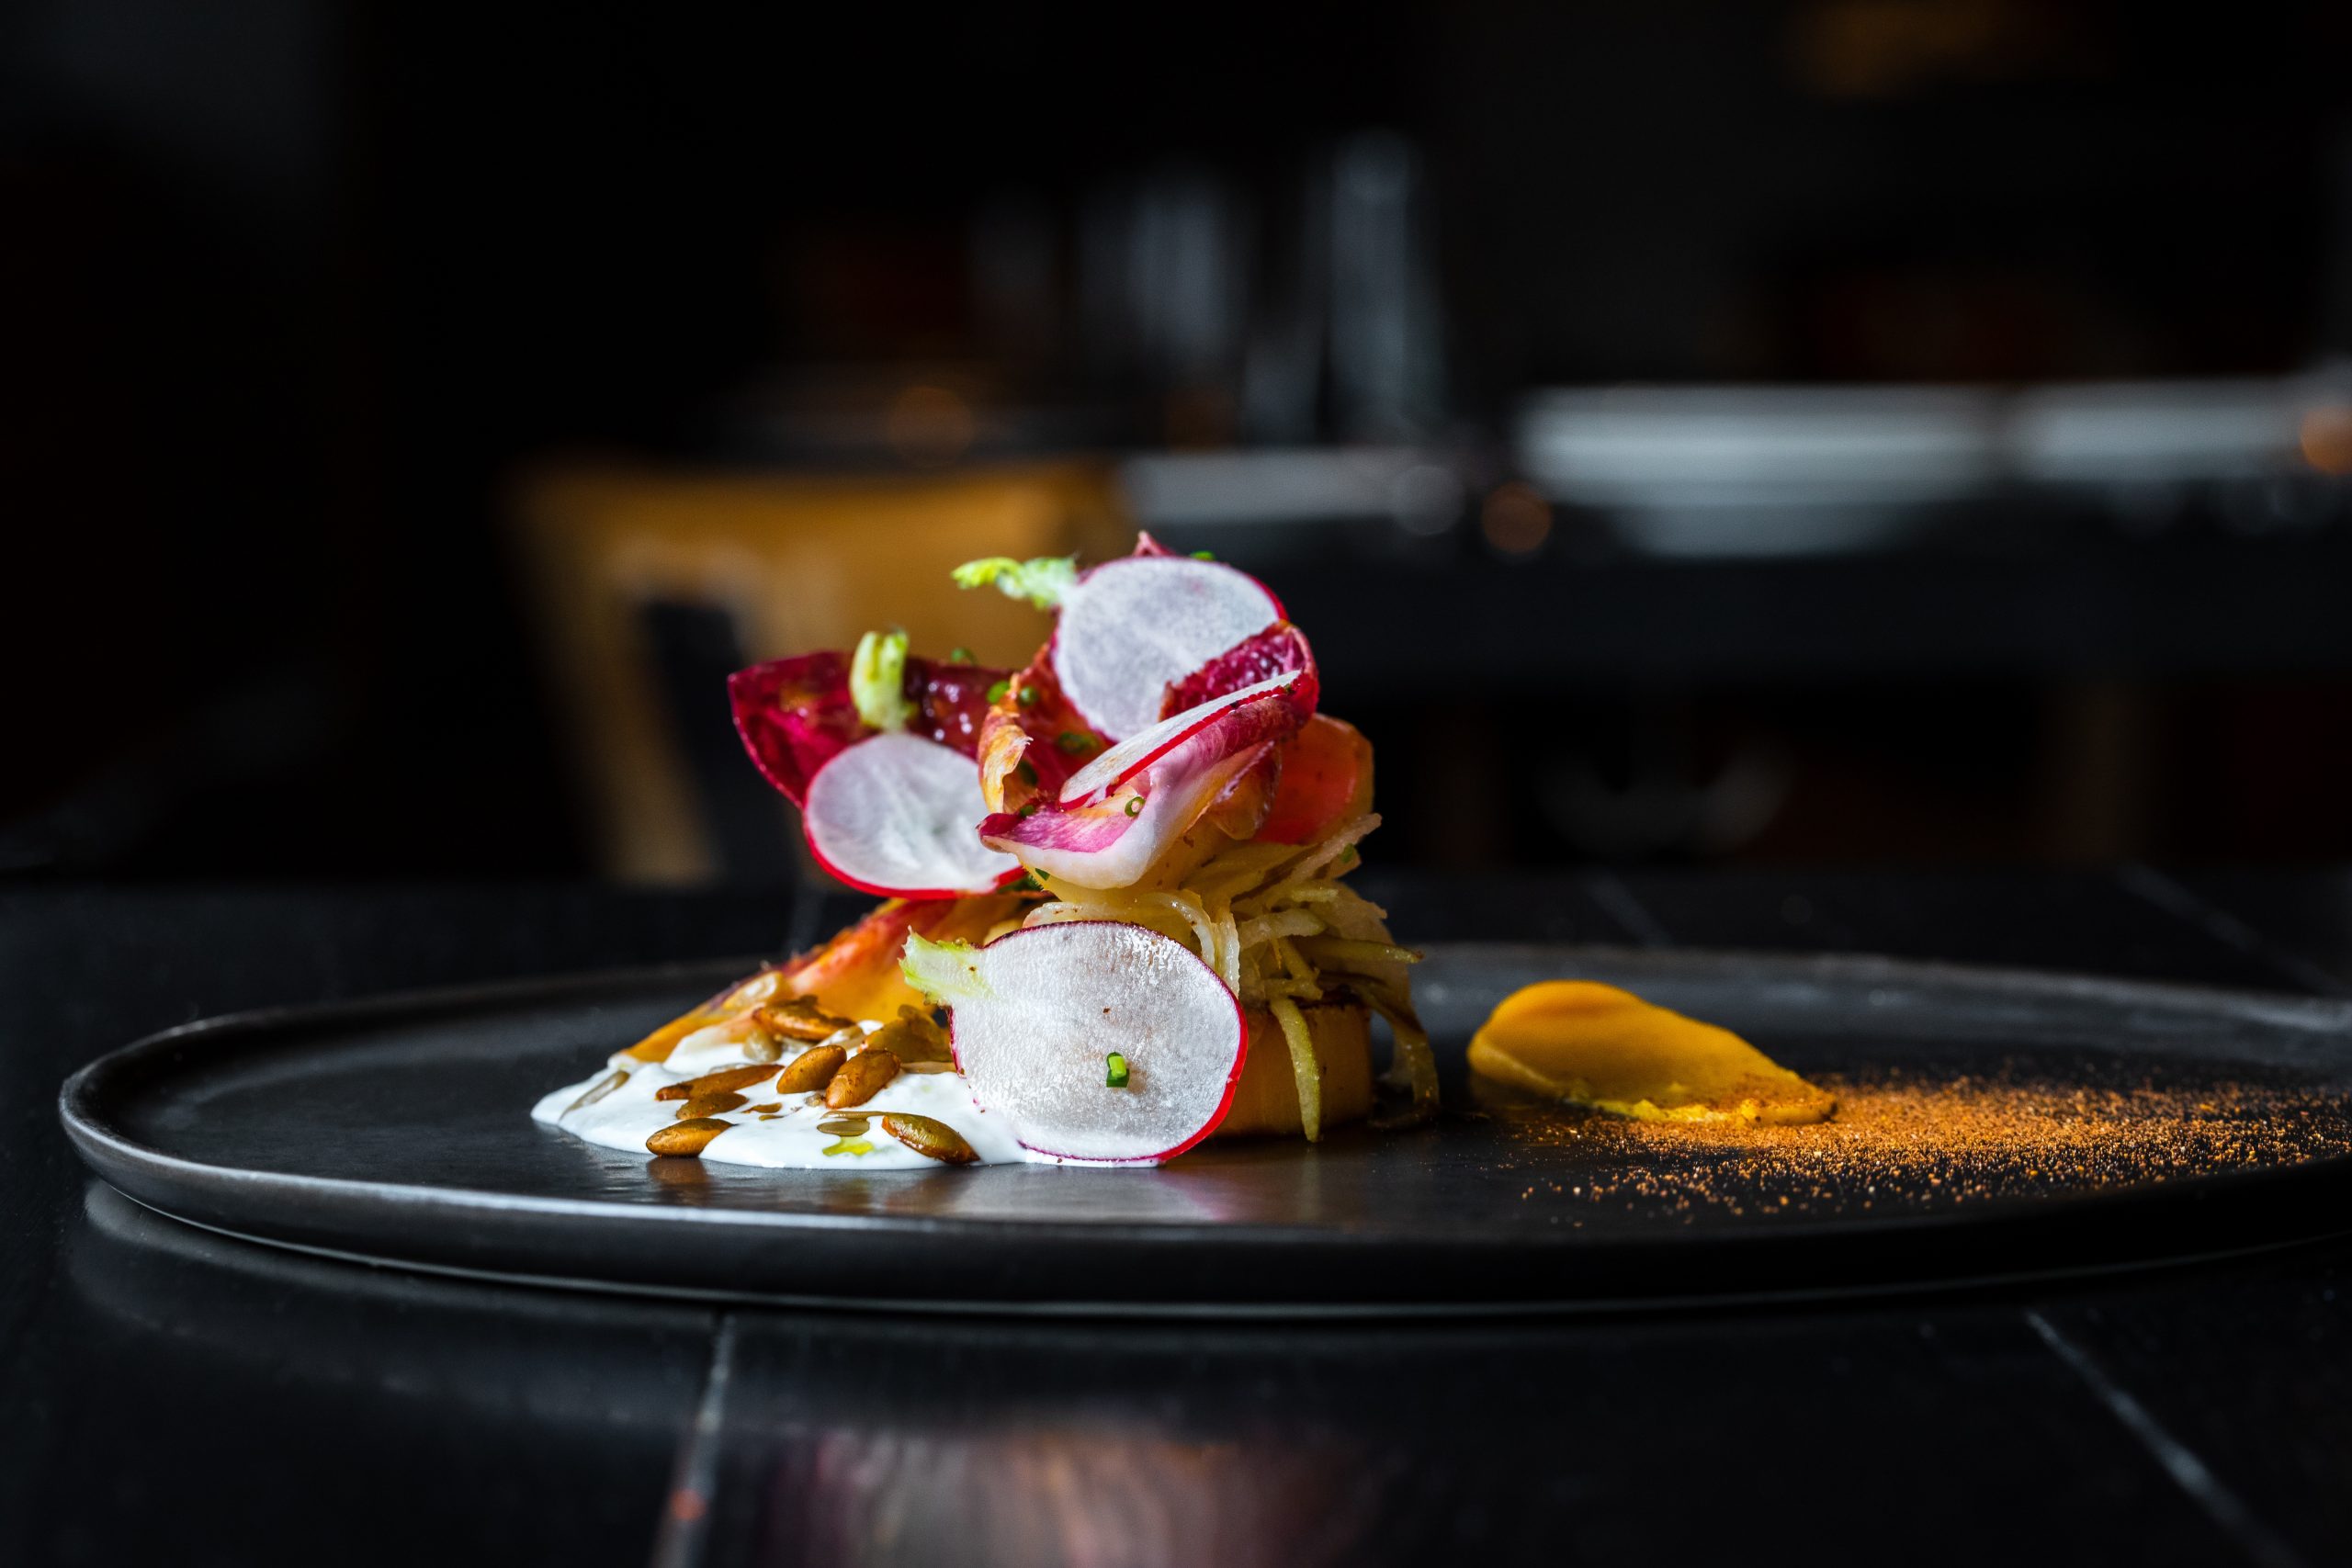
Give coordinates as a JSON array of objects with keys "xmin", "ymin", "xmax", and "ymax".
[
  {"xmin": 1016, "ymin": 803, "xmax": 1040, "ymax": 819},
  {"xmin": 1016, "ymin": 685, "xmax": 1039, "ymax": 707},
  {"xmin": 1005, "ymin": 872, "xmax": 1043, "ymax": 893},
  {"xmin": 1014, "ymin": 759, "xmax": 1037, "ymax": 786},
  {"xmin": 1190, "ymin": 549, "xmax": 1215, "ymax": 560},
  {"xmin": 949, "ymin": 646, "xmax": 975, "ymax": 665},
  {"xmin": 1056, "ymin": 731, "xmax": 1100, "ymax": 755},
  {"xmin": 1124, "ymin": 795, "xmax": 1143, "ymax": 818},
  {"xmin": 1105, "ymin": 1052, "xmax": 1130, "ymax": 1089},
  {"xmin": 986, "ymin": 678, "xmax": 1011, "ymax": 704}
]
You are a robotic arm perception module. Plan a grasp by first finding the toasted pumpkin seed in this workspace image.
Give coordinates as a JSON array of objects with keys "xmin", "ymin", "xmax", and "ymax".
[
  {"xmin": 816, "ymin": 1116, "xmax": 871, "ymax": 1136},
  {"xmin": 564, "ymin": 1068, "xmax": 629, "ymax": 1114},
  {"xmin": 867, "ymin": 1007, "xmax": 952, "ymax": 1065},
  {"xmin": 647, "ymin": 1118, "xmax": 731, "ymax": 1156},
  {"xmin": 825, "ymin": 1047, "xmax": 900, "ymax": 1109},
  {"xmin": 775, "ymin": 1044, "xmax": 849, "ymax": 1094},
  {"xmin": 678, "ymin": 1089, "xmax": 747, "ymax": 1120},
  {"xmin": 755, "ymin": 996, "xmax": 855, "ymax": 1042},
  {"xmin": 881, "ymin": 1112, "xmax": 978, "ymax": 1165},
  {"xmin": 654, "ymin": 1063, "xmax": 779, "ymax": 1101}
]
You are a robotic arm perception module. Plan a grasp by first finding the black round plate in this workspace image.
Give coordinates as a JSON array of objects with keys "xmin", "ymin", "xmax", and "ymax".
[{"xmin": 58, "ymin": 944, "xmax": 2352, "ymax": 1314}]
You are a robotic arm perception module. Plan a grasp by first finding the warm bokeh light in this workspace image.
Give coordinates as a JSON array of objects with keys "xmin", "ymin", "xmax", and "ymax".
[
  {"xmin": 1479, "ymin": 481, "xmax": 1553, "ymax": 556},
  {"xmin": 2301, "ymin": 405, "xmax": 2352, "ymax": 477}
]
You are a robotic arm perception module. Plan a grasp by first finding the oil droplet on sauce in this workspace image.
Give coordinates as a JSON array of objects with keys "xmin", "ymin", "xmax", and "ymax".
[{"xmin": 1468, "ymin": 981, "xmax": 1835, "ymax": 1126}]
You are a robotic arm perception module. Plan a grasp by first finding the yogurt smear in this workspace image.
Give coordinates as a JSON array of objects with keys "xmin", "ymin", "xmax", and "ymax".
[{"xmin": 532, "ymin": 1021, "xmax": 1046, "ymax": 1168}]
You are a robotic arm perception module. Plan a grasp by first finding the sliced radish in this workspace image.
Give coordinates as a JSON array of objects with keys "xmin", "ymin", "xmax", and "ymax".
[
  {"xmin": 901, "ymin": 922, "xmax": 1248, "ymax": 1163},
  {"xmin": 979, "ymin": 669, "xmax": 1315, "ymax": 888},
  {"xmin": 803, "ymin": 733, "xmax": 1020, "ymax": 898},
  {"xmin": 1057, "ymin": 671, "xmax": 1306, "ymax": 805},
  {"xmin": 1052, "ymin": 555, "xmax": 1284, "ymax": 739}
]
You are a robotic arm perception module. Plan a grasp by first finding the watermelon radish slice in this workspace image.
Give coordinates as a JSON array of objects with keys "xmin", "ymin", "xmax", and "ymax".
[
  {"xmin": 803, "ymin": 733, "xmax": 1021, "ymax": 898},
  {"xmin": 730, "ymin": 650, "xmax": 1004, "ymax": 807},
  {"xmin": 901, "ymin": 922, "xmax": 1248, "ymax": 1163}
]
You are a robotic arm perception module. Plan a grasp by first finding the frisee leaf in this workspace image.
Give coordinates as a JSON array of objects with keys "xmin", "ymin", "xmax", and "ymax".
[
  {"xmin": 849, "ymin": 629, "xmax": 914, "ymax": 733},
  {"xmin": 951, "ymin": 554, "xmax": 1080, "ymax": 611}
]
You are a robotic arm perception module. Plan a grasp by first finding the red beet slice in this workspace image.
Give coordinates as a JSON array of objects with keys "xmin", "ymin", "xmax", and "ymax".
[{"xmin": 730, "ymin": 652, "xmax": 1005, "ymax": 807}]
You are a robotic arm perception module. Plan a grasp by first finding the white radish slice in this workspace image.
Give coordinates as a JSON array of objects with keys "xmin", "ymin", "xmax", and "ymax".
[
  {"xmin": 902, "ymin": 922, "xmax": 1248, "ymax": 1163},
  {"xmin": 803, "ymin": 733, "xmax": 1020, "ymax": 898},
  {"xmin": 1053, "ymin": 556, "xmax": 1283, "ymax": 740}
]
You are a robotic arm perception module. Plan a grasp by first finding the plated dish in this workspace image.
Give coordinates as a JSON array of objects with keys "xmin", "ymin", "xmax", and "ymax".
[{"xmin": 536, "ymin": 535, "xmax": 1436, "ymax": 1168}]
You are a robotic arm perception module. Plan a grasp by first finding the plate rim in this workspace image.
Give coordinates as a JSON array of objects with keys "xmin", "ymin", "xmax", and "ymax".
[{"xmin": 57, "ymin": 944, "xmax": 2352, "ymax": 1308}]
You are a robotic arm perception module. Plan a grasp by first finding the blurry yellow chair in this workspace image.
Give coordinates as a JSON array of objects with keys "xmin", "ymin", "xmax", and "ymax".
[{"xmin": 510, "ymin": 460, "xmax": 1130, "ymax": 883}]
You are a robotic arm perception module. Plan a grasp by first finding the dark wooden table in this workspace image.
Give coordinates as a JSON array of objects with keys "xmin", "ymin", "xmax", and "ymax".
[{"xmin": 6, "ymin": 870, "xmax": 2349, "ymax": 1568}]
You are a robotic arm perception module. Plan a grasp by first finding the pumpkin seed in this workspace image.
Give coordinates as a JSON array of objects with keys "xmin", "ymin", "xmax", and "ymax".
[
  {"xmin": 881, "ymin": 1113, "xmax": 978, "ymax": 1166},
  {"xmin": 647, "ymin": 1118, "xmax": 731, "ymax": 1156},
  {"xmin": 654, "ymin": 1063, "xmax": 780, "ymax": 1101},
  {"xmin": 824, "ymin": 1047, "xmax": 900, "ymax": 1109},
  {"xmin": 564, "ymin": 1068, "xmax": 629, "ymax": 1113},
  {"xmin": 775, "ymin": 1044, "xmax": 848, "ymax": 1094}
]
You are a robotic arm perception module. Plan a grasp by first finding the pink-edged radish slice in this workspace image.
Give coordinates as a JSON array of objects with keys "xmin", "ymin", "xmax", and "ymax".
[
  {"xmin": 979, "ymin": 667, "xmax": 1317, "ymax": 889},
  {"xmin": 803, "ymin": 733, "xmax": 1021, "ymax": 898},
  {"xmin": 1053, "ymin": 555, "xmax": 1284, "ymax": 740},
  {"xmin": 1057, "ymin": 671, "xmax": 1306, "ymax": 806},
  {"xmin": 901, "ymin": 922, "xmax": 1248, "ymax": 1163}
]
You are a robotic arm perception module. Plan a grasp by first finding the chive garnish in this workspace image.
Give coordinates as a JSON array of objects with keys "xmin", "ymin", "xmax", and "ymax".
[
  {"xmin": 950, "ymin": 646, "xmax": 975, "ymax": 665},
  {"xmin": 1016, "ymin": 685, "xmax": 1039, "ymax": 707},
  {"xmin": 1124, "ymin": 795, "xmax": 1143, "ymax": 818},
  {"xmin": 1105, "ymin": 1052, "xmax": 1130, "ymax": 1088},
  {"xmin": 1190, "ymin": 549, "xmax": 1215, "ymax": 560},
  {"xmin": 1005, "ymin": 872, "xmax": 1043, "ymax": 893},
  {"xmin": 986, "ymin": 679, "xmax": 1011, "ymax": 704},
  {"xmin": 1056, "ymin": 731, "xmax": 1100, "ymax": 755}
]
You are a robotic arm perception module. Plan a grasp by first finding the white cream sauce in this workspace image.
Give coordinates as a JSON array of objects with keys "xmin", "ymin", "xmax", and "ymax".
[{"xmin": 530, "ymin": 1021, "xmax": 1053, "ymax": 1168}]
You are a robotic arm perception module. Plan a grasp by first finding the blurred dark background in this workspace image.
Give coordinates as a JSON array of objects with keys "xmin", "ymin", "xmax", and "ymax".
[{"xmin": 7, "ymin": 0, "xmax": 2352, "ymax": 885}]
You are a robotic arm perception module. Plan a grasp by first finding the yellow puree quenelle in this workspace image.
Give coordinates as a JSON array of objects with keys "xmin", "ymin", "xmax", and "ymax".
[{"xmin": 1468, "ymin": 981, "xmax": 1835, "ymax": 1126}]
